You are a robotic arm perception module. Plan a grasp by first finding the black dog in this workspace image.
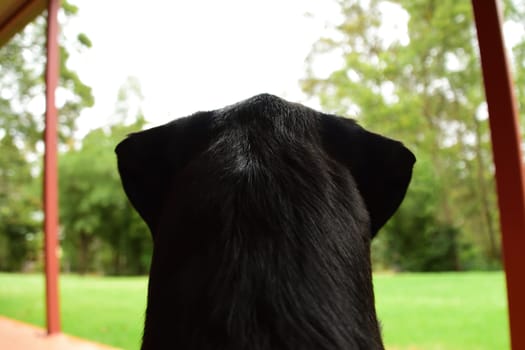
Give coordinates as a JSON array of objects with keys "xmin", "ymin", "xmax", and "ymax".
[{"xmin": 116, "ymin": 94, "xmax": 415, "ymax": 350}]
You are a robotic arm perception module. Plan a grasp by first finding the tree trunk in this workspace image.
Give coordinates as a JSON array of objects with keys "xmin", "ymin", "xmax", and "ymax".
[
  {"xmin": 78, "ymin": 231, "xmax": 90, "ymax": 274},
  {"xmin": 473, "ymin": 115, "xmax": 500, "ymax": 262}
]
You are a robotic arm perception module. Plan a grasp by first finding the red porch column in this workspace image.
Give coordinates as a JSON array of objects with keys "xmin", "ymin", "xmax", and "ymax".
[
  {"xmin": 472, "ymin": 1, "xmax": 525, "ymax": 349},
  {"xmin": 43, "ymin": 0, "xmax": 61, "ymax": 335}
]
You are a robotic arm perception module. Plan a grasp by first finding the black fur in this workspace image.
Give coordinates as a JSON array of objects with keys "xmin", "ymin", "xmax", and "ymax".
[{"xmin": 115, "ymin": 94, "xmax": 415, "ymax": 350}]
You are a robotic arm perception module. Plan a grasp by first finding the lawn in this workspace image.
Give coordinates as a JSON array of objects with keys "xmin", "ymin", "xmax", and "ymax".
[{"xmin": 0, "ymin": 272, "xmax": 509, "ymax": 350}]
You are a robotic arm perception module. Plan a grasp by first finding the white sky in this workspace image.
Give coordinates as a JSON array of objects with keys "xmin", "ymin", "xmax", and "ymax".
[
  {"xmin": 63, "ymin": 1, "xmax": 523, "ymax": 138},
  {"xmin": 66, "ymin": 0, "xmax": 341, "ymax": 134}
]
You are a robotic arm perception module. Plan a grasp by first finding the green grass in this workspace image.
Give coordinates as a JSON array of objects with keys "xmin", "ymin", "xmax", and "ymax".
[
  {"xmin": 0, "ymin": 273, "xmax": 147, "ymax": 349},
  {"xmin": 374, "ymin": 272, "xmax": 509, "ymax": 350},
  {"xmin": 0, "ymin": 272, "xmax": 509, "ymax": 350}
]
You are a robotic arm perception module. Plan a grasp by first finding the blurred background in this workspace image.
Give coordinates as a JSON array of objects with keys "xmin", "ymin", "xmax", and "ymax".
[{"xmin": 1, "ymin": 0, "xmax": 524, "ymax": 349}]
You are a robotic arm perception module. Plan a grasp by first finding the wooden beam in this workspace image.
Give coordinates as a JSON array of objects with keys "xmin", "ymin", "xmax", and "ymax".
[
  {"xmin": 0, "ymin": 0, "xmax": 46, "ymax": 47},
  {"xmin": 472, "ymin": 1, "xmax": 525, "ymax": 349},
  {"xmin": 43, "ymin": 0, "xmax": 61, "ymax": 335}
]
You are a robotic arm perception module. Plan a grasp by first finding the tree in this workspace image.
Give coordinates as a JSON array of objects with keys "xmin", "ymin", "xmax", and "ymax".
[
  {"xmin": 0, "ymin": 134, "xmax": 41, "ymax": 271},
  {"xmin": 373, "ymin": 154, "xmax": 460, "ymax": 271},
  {"xmin": 0, "ymin": 1, "xmax": 94, "ymax": 150},
  {"xmin": 59, "ymin": 120, "xmax": 151, "ymax": 275},
  {"xmin": 303, "ymin": 0, "xmax": 525, "ymax": 270},
  {"xmin": 0, "ymin": 1, "xmax": 94, "ymax": 271},
  {"xmin": 59, "ymin": 78, "xmax": 151, "ymax": 275}
]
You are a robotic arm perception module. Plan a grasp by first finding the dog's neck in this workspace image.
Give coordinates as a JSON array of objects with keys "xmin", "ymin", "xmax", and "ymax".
[{"xmin": 141, "ymin": 156, "xmax": 384, "ymax": 350}]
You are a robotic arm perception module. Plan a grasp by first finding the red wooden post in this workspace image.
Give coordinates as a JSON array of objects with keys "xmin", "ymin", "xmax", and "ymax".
[
  {"xmin": 472, "ymin": 1, "xmax": 525, "ymax": 349},
  {"xmin": 44, "ymin": 0, "xmax": 61, "ymax": 335}
]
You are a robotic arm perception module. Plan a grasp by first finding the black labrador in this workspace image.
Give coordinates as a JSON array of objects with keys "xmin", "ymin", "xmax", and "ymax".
[{"xmin": 116, "ymin": 93, "xmax": 415, "ymax": 350}]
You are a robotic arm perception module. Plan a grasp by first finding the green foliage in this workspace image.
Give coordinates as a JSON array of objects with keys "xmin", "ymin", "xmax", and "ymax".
[
  {"xmin": 77, "ymin": 33, "xmax": 92, "ymax": 48},
  {"xmin": 0, "ymin": 5, "xmax": 151, "ymax": 275},
  {"xmin": 60, "ymin": 118, "xmax": 151, "ymax": 275},
  {"xmin": 304, "ymin": 0, "xmax": 525, "ymax": 270},
  {"xmin": 0, "ymin": 132, "xmax": 41, "ymax": 271},
  {"xmin": 0, "ymin": 1, "xmax": 94, "ymax": 272},
  {"xmin": 0, "ymin": 2, "xmax": 94, "ymax": 150},
  {"xmin": 374, "ymin": 155, "xmax": 460, "ymax": 272}
]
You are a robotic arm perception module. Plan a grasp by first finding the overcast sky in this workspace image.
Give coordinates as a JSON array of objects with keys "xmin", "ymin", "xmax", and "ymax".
[
  {"xmin": 66, "ymin": 0, "xmax": 343, "ymax": 134},
  {"xmin": 64, "ymin": 1, "xmax": 523, "ymax": 137}
]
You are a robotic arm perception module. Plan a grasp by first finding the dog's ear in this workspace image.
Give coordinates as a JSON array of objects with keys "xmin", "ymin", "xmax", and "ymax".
[
  {"xmin": 115, "ymin": 112, "xmax": 212, "ymax": 233},
  {"xmin": 321, "ymin": 115, "xmax": 416, "ymax": 237}
]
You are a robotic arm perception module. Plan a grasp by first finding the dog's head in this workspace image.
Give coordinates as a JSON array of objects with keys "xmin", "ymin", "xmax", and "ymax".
[
  {"xmin": 116, "ymin": 93, "xmax": 415, "ymax": 349},
  {"xmin": 116, "ymin": 94, "xmax": 414, "ymax": 238}
]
